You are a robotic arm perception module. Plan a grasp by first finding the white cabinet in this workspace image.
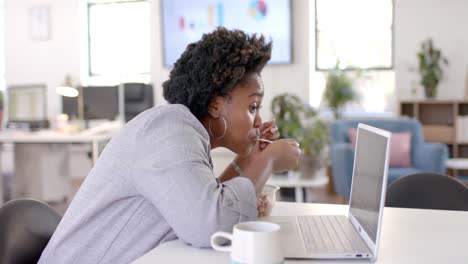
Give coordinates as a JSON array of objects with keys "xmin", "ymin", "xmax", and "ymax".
[
  {"xmin": 68, "ymin": 143, "xmax": 93, "ymax": 180},
  {"xmin": 68, "ymin": 143, "xmax": 93, "ymax": 199},
  {"xmin": 11, "ymin": 143, "xmax": 95, "ymax": 202},
  {"xmin": 0, "ymin": 129, "xmax": 115, "ymax": 203},
  {"xmin": 13, "ymin": 143, "xmax": 70, "ymax": 201}
]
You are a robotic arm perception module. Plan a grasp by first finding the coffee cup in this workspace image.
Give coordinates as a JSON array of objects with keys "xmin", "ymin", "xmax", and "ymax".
[{"xmin": 210, "ymin": 221, "xmax": 283, "ymax": 264}]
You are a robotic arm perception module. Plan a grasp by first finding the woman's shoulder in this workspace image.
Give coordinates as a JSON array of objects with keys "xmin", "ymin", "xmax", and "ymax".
[
  {"xmin": 99, "ymin": 104, "xmax": 210, "ymax": 167},
  {"xmin": 133, "ymin": 104, "xmax": 209, "ymax": 142},
  {"xmin": 145, "ymin": 104, "xmax": 199, "ymax": 126}
]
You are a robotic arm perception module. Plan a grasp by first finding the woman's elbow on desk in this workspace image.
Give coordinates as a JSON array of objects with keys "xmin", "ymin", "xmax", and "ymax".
[
  {"xmin": 176, "ymin": 187, "xmax": 257, "ymax": 248},
  {"xmin": 177, "ymin": 207, "xmax": 255, "ymax": 248}
]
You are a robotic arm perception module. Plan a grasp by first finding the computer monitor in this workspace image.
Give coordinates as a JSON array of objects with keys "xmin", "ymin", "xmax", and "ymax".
[
  {"xmin": 62, "ymin": 95, "xmax": 78, "ymax": 119},
  {"xmin": 6, "ymin": 84, "xmax": 49, "ymax": 130},
  {"xmin": 61, "ymin": 86, "xmax": 119, "ymax": 121},
  {"xmin": 82, "ymin": 86, "xmax": 119, "ymax": 120}
]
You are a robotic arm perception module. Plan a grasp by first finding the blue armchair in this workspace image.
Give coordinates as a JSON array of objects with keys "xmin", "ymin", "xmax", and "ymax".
[{"xmin": 329, "ymin": 119, "xmax": 449, "ymax": 201}]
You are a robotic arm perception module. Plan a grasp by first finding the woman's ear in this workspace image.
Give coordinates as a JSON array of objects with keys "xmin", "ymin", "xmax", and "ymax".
[{"xmin": 207, "ymin": 96, "xmax": 225, "ymax": 118}]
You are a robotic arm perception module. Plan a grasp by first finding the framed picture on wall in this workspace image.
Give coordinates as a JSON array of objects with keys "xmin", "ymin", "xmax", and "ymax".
[{"xmin": 30, "ymin": 6, "xmax": 50, "ymax": 41}]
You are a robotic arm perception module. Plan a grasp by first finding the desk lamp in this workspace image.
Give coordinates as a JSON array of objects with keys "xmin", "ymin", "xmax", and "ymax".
[{"xmin": 56, "ymin": 75, "xmax": 84, "ymax": 130}]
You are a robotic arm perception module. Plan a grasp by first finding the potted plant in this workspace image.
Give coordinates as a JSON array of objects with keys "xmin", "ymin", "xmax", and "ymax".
[
  {"xmin": 271, "ymin": 93, "xmax": 328, "ymax": 178},
  {"xmin": 417, "ymin": 39, "xmax": 449, "ymax": 99},
  {"xmin": 296, "ymin": 118, "xmax": 328, "ymax": 178},
  {"xmin": 271, "ymin": 93, "xmax": 315, "ymax": 138},
  {"xmin": 323, "ymin": 66, "xmax": 358, "ymax": 119}
]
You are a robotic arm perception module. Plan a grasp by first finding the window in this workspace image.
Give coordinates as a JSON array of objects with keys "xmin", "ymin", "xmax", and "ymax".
[
  {"xmin": 87, "ymin": 0, "xmax": 150, "ymax": 78},
  {"xmin": 310, "ymin": 0, "xmax": 395, "ymax": 114},
  {"xmin": 315, "ymin": 0, "xmax": 393, "ymax": 70}
]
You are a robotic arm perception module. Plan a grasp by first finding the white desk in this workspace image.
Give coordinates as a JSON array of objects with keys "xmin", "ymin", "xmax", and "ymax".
[
  {"xmin": 0, "ymin": 129, "xmax": 117, "ymax": 202},
  {"xmin": 267, "ymin": 171, "xmax": 329, "ymax": 202},
  {"xmin": 444, "ymin": 158, "xmax": 468, "ymax": 181},
  {"xmin": 0, "ymin": 130, "xmax": 116, "ymax": 163},
  {"xmin": 133, "ymin": 202, "xmax": 468, "ymax": 264},
  {"xmin": 446, "ymin": 158, "xmax": 468, "ymax": 170}
]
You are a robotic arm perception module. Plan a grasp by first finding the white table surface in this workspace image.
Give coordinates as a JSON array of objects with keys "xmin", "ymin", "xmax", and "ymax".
[
  {"xmin": 267, "ymin": 171, "xmax": 329, "ymax": 202},
  {"xmin": 0, "ymin": 129, "xmax": 115, "ymax": 143},
  {"xmin": 268, "ymin": 171, "xmax": 329, "ymax": 188},
  {"xmin": 0, "ymin": 129, "xmax": 118, "ymax": 164},
  {"xmin": 445, "ymin": 158, "xmax": 468, "ymax": 170},
  {"xmin": 133, "ymin": 202, "xmax": 468, "ymax": 264},
  {"xmin": 0, "ymin": 129, "xmax": 118, "ymax": 204}
]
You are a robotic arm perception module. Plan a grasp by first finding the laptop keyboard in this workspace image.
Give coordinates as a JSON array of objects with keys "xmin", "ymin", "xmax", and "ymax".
[{"xmin": 297, "ymin": 215, "xmax": 369, "ymax": 254}]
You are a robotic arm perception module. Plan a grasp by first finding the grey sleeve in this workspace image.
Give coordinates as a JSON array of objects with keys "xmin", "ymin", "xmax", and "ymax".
[{"xmin": 129, "ymin": 122, "xmax": 257, "ymax": 248}]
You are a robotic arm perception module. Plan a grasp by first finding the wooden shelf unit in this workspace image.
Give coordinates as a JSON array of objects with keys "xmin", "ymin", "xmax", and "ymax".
[{"xmin": 400, "ymin": 100, "xmax": 468, "ymax": 178}]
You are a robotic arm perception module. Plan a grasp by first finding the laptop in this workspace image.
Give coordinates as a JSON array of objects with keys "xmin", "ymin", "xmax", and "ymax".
[{"xmin": 266, "ymin": 123, "xmax": 391, "ymax": 261}]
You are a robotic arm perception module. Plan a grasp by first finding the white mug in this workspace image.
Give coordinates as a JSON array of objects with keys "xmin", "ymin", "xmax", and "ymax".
[{"xmin": 210, "ymin": 221, "xmax": 283, "ymax": 264}]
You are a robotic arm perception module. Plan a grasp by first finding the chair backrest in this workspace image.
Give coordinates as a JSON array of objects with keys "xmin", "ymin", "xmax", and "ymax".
[
  {"xmin": 0, "ymin": 199, "xmax": 62, "ymax": 264},
  {"xmin": 329, "ymin": 118, "xmax": 424, "ymax": 160},
  {"xmin": 123, "ymin": 83, "xmax": 154, "ymax": 122},
  {"xmin": 386, "ymin": 173, "xmax": 468, "ymax": 211}
]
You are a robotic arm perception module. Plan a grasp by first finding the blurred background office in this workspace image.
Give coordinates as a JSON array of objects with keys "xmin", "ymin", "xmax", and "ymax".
[{"xmin": 0, "ymin": 0, "xmax": 467, "ymax": 210}]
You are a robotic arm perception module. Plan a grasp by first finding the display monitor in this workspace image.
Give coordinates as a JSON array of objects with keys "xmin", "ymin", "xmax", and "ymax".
[
  {"xmin": 7, "ymin": 84, "xmax": 47, "ymax": 122},
  {"xmin": 82, "ymin": 86, "xmax": 119, "ymax": 120},
  {"xmin": 161, "ymin": 0, "xmax": 292, "ymax": 67},
  {"xmin": 62, "ymin": 86, "xmax": 119, "ymax": 121}
]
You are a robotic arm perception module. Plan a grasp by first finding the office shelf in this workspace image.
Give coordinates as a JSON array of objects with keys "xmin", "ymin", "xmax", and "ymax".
[{"xmin": 400, "ymin": 100, "xmax": 468, "ymax": 179}]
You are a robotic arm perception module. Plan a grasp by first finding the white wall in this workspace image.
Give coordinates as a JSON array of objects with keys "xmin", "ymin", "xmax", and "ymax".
[
  {"xmin": 4, "ymin": 0, "xmax": 81, "ymax": 122},
  {"xmin": 150, "ymin": 0, "xmax": 169, "ymax": 108},
  {"xmin": 4, "ymin": 0, "xmax": 310, "ymax": 126},
  {"xmin": 6, "ymin": 0, "xmax": 467, "ymax": 119},
  {"xmin": 261, "ymin": 0, "xmax": 310, "ymax": 120},
  {"xmin": 395, "ymin": 0, "xmax": 468, "ymax": 100}
]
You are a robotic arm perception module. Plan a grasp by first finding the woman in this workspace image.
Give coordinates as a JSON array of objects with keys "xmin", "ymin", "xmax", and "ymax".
[{"xmin": 39, "ymin": 27, "xmax": 301, "ymax": 264}]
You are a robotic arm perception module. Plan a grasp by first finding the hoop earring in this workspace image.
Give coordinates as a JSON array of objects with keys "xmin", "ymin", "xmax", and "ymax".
[{"xmin": 208, "ymin": 116, "xmax": 227, "ymax": 140}]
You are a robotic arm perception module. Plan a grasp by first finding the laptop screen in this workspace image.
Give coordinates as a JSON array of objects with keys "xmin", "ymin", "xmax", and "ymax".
[{"xmin": 349, "ymin": 126, "xmax": 389, "ymax": 244}]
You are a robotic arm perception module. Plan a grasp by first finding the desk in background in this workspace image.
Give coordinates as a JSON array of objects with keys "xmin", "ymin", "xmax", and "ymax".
[
  {"xmin": 267, "ymin": 171, "xmax": 329, "ymax": 203},
  {"xmin": 446, "ymin": 158, "xmax": 468, "ymax": 182},
  {"xmin": 0, "ymin": 128, "xmax": 118, "ymax": 203},
  {"xmin": 133, "ymin": 202, "xmax": 468, "ymax": 264}
]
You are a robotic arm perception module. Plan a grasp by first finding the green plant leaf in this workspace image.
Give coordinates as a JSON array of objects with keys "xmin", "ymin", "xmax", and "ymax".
[
  {"xmin": 417, "ymin": 39, "xmax": 448, "ymax": 96},
  {"xmin": 270, "ymin": 93, "xmax": 328, "ymax": 156}
]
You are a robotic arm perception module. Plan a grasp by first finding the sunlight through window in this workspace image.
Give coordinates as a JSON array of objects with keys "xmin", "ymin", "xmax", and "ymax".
[
  {"xmin": 88, "ymin": 0, "xmax": 150, "ymax": 77},
  {"xmin": 315, "ymin": 0, "xmax": 393, "ymax": 70}
]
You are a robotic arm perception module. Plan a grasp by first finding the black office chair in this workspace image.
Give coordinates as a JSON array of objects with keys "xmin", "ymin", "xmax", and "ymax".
[
  {"xmin": 0, "ymin": 198, "xmax": 62, "ymax": 264},
  {"xmin": 123, "ymin": 83, "xmax": 154, "ymax": 122},
  {"xmin": 386, "ymin": 173, "xmax": 468, "ymax": 211}
]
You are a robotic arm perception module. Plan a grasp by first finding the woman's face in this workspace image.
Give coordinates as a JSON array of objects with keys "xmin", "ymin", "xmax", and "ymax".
[{"xmin": 219, "ymin": 73, "xmax": 264, "ymax": 156}]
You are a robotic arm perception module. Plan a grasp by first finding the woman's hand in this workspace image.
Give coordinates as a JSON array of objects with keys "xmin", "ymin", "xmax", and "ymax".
[
  {"xmin": 232, "ymin": 119, "xmax": 279, "ymax": 168},
  {"xmin": 257, "ymin": 194, "xmax": 266, "ymax": 217},
  {"xmin": 261, "ymin": 138, "xmax": 301, "ymax": 173},
  {"xmin": 240, "ymin": 138, "xmax": 301, "ymax": 192},
  {"xmin": 258, "ymin": 120, "xmax": 279, "ymax": 150}
]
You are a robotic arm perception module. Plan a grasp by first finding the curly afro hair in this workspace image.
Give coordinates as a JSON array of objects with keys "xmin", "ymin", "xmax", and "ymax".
[{"xmin": 162, "ymin": 27, "xmax": 272, "ymax": 119}]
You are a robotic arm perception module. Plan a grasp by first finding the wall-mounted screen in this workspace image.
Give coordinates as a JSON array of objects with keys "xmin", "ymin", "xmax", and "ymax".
[{"xmin": 161, "ymin": 0, "xmax": 292, "ymax": 67}]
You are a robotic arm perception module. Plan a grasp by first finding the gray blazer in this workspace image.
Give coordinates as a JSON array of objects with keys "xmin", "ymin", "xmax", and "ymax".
[{"xmin": 39, "ymin": 104, "xmax": 257, "ymax": 264}]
